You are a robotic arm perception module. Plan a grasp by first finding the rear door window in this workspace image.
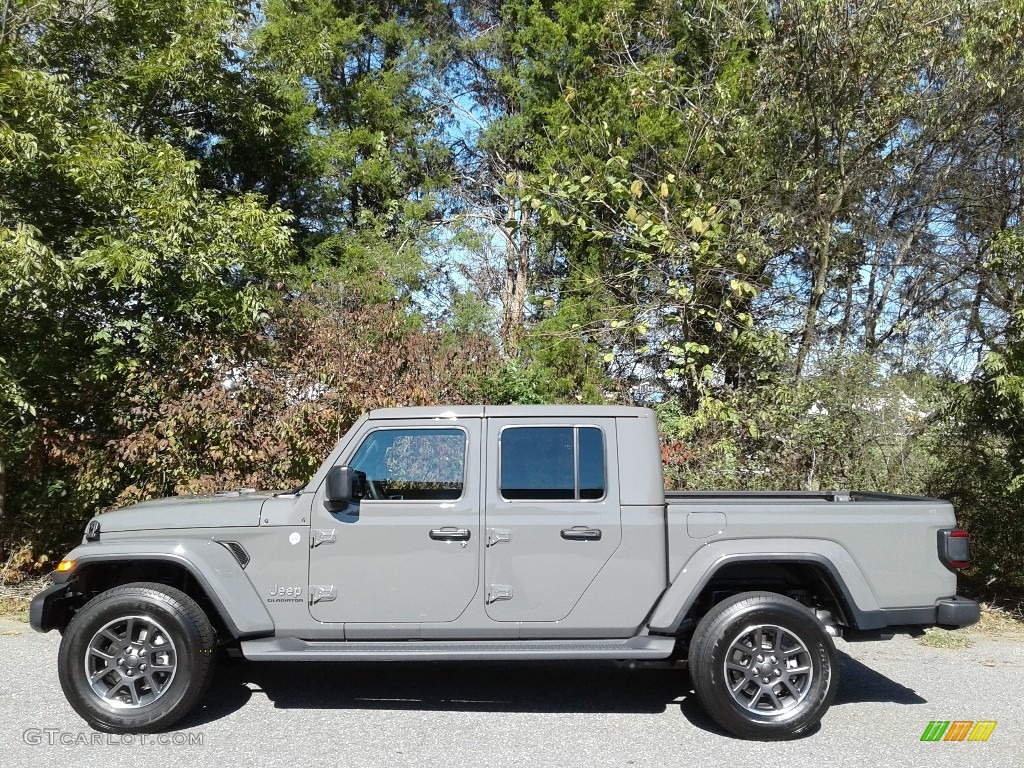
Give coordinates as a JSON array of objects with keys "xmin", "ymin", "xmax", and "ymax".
[{"xmin": 499, "ymin": 426, "xmax": 605, "ymax": 501}]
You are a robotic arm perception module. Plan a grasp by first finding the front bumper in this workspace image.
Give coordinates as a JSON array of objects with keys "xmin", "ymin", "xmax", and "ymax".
[{"xmin": 29, "ymin": 581, "xmax": 72, "ymax": 633}]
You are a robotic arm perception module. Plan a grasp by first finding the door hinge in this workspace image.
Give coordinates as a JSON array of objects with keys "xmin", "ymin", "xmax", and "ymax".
[
  {"xmin": 309, "ymin": 584, "xmax": 337, "ymax": 604},
  {"xmin": 311, "ymin": 528, "xmax": 337, "ymax": 547},
  {"xmin": 486, "ymin": 528, "xmax": 512, "ymax": 547},
  {"xmin": 486, "ymin": 585, "xmax": 513, "ymax": 603}
]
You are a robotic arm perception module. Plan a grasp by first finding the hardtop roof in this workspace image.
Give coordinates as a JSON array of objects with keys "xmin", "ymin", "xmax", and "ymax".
[{"xmin": 366, "ymin": 404, "xmax": 652, "ymax": 420}]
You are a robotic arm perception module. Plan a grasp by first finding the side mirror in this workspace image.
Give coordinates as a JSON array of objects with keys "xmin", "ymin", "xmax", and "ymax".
[{"xmin": 326, "ymin": 466, "xmax": 366, "ymax": 505}]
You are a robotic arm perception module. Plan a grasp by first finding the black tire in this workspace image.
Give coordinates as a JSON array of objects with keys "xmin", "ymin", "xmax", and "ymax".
[
  {"xmin": 688, "ymin": 591, "xmax": 837, "ymax": 740},
  {"xmin": 58, "ymin": 582, "xmax": 217, "ymax": 733}
]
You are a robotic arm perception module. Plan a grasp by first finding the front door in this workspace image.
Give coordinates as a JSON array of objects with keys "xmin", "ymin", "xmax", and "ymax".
[
  {"xmin": 308, "ymin": 418, "xmax": 481, "ymax": 625},
  {"xmin": 483, "ymin": 418, "xmax": 621, "ymax": 622}
]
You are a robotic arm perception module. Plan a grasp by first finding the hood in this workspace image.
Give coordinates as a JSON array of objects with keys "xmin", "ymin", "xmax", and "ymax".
[{"xmin": 92, "ymin": 491, "xmax": 277, "ymax": 533}]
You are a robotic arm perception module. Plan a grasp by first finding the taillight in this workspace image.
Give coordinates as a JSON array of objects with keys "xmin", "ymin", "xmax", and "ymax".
[{"xmin": 938, "ymin": 528, "xmax": 971, "ymax": 571}]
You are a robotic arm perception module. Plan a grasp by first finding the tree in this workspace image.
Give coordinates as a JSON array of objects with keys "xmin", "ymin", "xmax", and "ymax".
[
  {"xmin": 0, "ymin": 0, "xmax": 293, "ymax": 550},
  {"xmin": 749, "ymin": 0, "xmax": 1024, "ymax": 377},
  {"xmin": 249, "ymin": 0, "xmax": 457, "ymax": 297},
  {"xmin": 499, "ymin": 0, "xmax": 777, "ymax": 402}
]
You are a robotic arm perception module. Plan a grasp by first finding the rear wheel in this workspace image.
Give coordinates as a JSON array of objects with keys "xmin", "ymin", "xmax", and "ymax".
[
  {"xmin": 58, "ymin": 582, "xmax": 217, "ymax": 733},
  {"xmin": 688, "ymin": 591, "xmax": 837, "ymax": 740}
]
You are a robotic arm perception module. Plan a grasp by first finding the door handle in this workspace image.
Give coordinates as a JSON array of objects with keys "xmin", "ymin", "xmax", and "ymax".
[
  {"xmin": 560, "ymin": 527, "xmax": 602, "ymax": 541},
  {"xmin": 429, "ymin": 527, "xmax": 471, "ymax": 541}
]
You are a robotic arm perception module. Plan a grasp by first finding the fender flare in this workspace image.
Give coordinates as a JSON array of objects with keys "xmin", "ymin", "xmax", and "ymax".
[
  {"xmin": 648, "ymin": 538, "xmax": 882, "ymax": 633},
  {"xmin": 58, "ymin": 539, "xmax": 275, "ymax": 639}
]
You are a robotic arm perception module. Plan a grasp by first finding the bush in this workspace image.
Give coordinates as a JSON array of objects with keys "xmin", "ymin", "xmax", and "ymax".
[
  {"xmin": 929, "ymin": 338, "xmax": 1024, "ymax": 593},
  {"xmin": 658, "ymin": 354, "xmax": 946, "ymax": 495},
  {"xmin": 0, "ymin": 292, "xmax": 496, "ymax": 559}
]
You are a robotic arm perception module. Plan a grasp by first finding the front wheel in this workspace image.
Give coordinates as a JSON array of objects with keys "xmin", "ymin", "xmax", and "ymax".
[
  {"xmin": 58, "ymin": 582, "xmax": 217, "ymax": 733},
  {"xmin": 688, "ymin": 591, "xmax": 838, "ymax": 740}
]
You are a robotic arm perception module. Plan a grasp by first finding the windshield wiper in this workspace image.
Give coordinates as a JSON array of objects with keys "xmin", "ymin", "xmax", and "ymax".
[{"xmin": 276, "ymin": 481, "xmax": 308, "ymax": 496}]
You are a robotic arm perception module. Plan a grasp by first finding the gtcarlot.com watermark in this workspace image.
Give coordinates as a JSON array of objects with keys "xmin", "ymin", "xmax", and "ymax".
[{"xmin": 23, "ymin": 729, "xmax": 204, "ymax": 747}]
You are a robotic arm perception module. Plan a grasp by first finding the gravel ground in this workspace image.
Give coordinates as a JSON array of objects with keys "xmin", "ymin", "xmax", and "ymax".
[{"xmin": 1, "ymin": 617, "xmax": 1020, "ymax": 768}]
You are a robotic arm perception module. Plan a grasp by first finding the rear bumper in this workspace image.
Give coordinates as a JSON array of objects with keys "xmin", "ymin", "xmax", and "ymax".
[
  {"xmin": 935, "ymin": 595, "xmax": 981, "ymax": 629},
  {"xmin": 852, "ymin": 595, "xmax": 980, "ymax": 635},
  {"xmin": 29, "ymin": 581, "xmax": 72, "ymax": 633}
]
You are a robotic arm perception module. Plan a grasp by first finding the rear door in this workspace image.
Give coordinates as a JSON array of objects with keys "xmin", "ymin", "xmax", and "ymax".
[
  {"xmin": 483, "ymin": 418, "xmax": 621, "ymax": 622},
  {"xmin": 308, "ymin": 418, "xmax": 481, "ymax": 625}
]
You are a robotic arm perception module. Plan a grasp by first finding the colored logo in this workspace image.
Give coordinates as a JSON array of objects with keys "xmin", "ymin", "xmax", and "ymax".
[{"xmin": 920, "ymin": 721, "xmax": 997, "ymax": 742}]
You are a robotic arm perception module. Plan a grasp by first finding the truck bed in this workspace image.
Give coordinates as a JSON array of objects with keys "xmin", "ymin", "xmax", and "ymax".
[{"xmin": 663, "ymin": 489, "xmax": 959, "ymax": 616}]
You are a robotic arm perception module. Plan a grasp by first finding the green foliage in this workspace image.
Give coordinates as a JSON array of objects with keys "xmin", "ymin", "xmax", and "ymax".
[
  {"xmin": 659, "ymin": 355, "xmax": 946, "ymax": 496},
  {"xmin": 447, "ymin": 291, "xmax": 498, "ymax": 339},
  {"xmin": 471, "ymin": 360, "xmax": 549, "ymax": 406},
  {"xmin": 0, "ymin": 0, "xmax": 293, "ymax": 394},
  {"xmin": 251, "ymin": 0, "xmax": 454, "ymax": 285},
  {"xmin": 933, "ymin": 416, "xmax": 1024, "ymax": 592},
  {"xmin": 487, "ymin": 0, "xmax": 779, "ymax": 402},
  {"xmin": 522, "ymin": 297, "xmax": 609, "ymax": 404},
  {"xmin": 934, "ymin": 314, "xmax": 1024, "ymax": 590},
  {"xmin": 0, "ymin": 0, "xmax": 293, "ymax": 553}
]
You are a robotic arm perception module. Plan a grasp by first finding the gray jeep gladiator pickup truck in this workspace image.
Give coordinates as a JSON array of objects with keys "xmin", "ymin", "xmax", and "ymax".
[{"xmin": 31, "ymin": 405, "xmax": 979, "ymax": 740}]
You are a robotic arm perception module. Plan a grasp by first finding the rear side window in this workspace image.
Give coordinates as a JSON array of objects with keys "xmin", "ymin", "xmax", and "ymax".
[{"xmin": 500, "ymin": 426, "xmax": 605, "ymax": 501}]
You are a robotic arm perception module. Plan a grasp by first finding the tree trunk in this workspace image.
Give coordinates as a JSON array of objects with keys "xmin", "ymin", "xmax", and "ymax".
[
  {"xmin": 795, "ymin": 242, "xmax": 830, "ymax": 379},
  {"xmin": 499, "ymin": 239, "xmax": 529, "ymax": 357},
  {"xmin": 499, "ymin": 173, "xmax": 530, "ymax": 357},
  {"xmin": 838, "ymin": 270, "xmax": 854, "ymax": 351}
]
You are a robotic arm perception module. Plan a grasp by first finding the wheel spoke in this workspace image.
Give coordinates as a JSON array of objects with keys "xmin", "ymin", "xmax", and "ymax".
[
  {"xmin": 728, "ymin": 642, "xmax": 751, "ymax": 660},
  {"xmin": 144, "ymin": 672, "xmax": 161, "ymax": 695},
  {"xmin": 90, "ymin": 665, "xmax": 112, "ymax": 683},
  {"xmin": 104, "ymin": 680, "xmax": 125, "ymax": 700},
  {"xmin": 766, "ymin": 689, "xmax": 783, "ymax": 710},
  {"xmin": 771, "ymin": 629, "xmax": 783, "ymax": 653}
]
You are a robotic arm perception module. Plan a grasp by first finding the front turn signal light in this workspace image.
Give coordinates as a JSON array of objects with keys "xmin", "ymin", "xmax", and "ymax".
[{"xmin": 56, "ymin": 560, "xmax": 75, "ymax": 573}]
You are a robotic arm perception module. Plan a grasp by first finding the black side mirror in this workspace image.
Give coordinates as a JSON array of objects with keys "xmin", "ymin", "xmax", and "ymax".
[{"xmin": 326, "ymin": 466, "xmax": 366, "ymax": 505}]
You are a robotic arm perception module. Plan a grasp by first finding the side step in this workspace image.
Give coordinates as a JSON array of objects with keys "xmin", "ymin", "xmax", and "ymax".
[{"xmin": 240, "ymin": 635, "xmax": 675, "ymax": 662}]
